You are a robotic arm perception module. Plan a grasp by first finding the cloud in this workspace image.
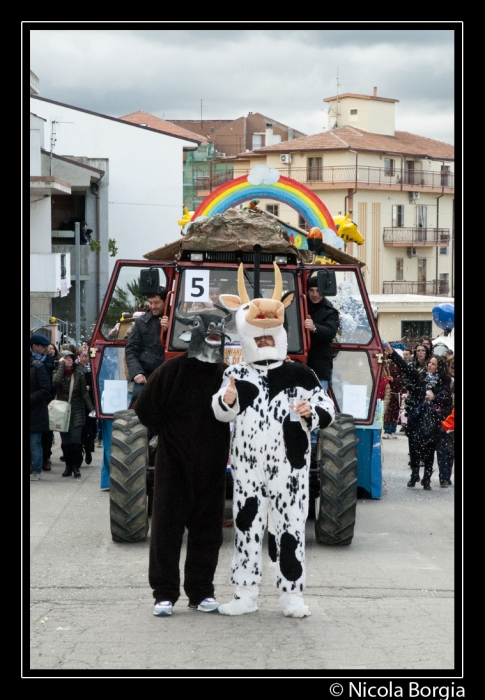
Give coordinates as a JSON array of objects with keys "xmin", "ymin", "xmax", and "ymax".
[{"xmin": 247, "ymin": 165, "xmax": 280, "ymax": 186}]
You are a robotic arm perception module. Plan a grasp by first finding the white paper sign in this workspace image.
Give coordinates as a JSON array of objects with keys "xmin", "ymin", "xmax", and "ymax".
[
  {"xmin": 185, "ymin": 270, "xmax": 210, "ymax": 302},
  {"xmin": 342, "ymin": 384, "xmax": 367, "ymax": 419},
  {"xmin": 103, "ymin": 380, "xmax": 128, "ymax": 413}
]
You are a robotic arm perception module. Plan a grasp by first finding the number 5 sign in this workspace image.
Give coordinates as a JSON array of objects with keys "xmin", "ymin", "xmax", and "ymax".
[{"xmin": 185, "ymin": 270, "xmax": 210, "ymax": 302}]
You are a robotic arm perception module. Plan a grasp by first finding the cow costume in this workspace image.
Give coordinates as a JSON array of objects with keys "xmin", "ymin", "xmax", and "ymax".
[
  {"xmin": 135, "ymin": 311, "xmax": 231, "ymax": 616},
  {"xmin": 212, "ymin": 264, "xmax": 335, "ymax": 617}
]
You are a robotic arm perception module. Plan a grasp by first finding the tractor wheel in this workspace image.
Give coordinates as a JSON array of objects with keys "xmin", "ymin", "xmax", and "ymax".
[
  {"xmin": 314, "ymin": 413, "xmax": 358, "ymax": 546},
  {"xmin": 109, "ymin": 409, "xmax": 149, "ymax": 543}
]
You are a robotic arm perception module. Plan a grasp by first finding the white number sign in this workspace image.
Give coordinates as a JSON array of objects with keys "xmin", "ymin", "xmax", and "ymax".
[{"xmin": 185, "ymin": 270, "xmax": 210, "ymax": 302}]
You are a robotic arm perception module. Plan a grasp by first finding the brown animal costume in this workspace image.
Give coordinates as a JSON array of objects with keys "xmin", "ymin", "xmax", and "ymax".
[{"xmin": 135, "ymin": 312, "xmax": 231, "ymax": 615}]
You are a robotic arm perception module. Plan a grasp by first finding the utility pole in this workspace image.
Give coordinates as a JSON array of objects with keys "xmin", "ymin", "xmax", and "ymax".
[{"xmin": 74, "ymin": 222, "xmax": 81, "ymax": 345}]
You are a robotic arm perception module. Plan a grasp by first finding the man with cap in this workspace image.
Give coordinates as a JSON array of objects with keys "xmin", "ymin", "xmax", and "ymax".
[
  {"xmin": 304, "ymin": 276, "xmax": 340, "ymax": 392},
  {"xmin": 212, "ymin": 264, "xmax": 335, "ymax": 618},
  {"xmin": 30, "ymin": 334, "xmax": 56, "ymax": 470},
  {"xmin": 125, "ymin": 288, "xmax": 169, "ymax": 405},
  {"xmin": 30, "ymin": 338, "xmax": 52, "ymax": 481}
]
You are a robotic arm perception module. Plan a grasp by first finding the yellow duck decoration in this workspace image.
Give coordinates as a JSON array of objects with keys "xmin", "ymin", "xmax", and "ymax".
[
  {"xmin": 178, "ymin": 206, "xmax": 194, "ymax": 229},
  {"xmin": 332, "ymin": 211, "xmax": 365, "ymax": 245}
]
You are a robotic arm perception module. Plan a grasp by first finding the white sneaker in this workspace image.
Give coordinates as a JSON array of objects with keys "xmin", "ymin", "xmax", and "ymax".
[
  {"xmin": 190, "ymin": 597, "xmax": 220, "ymax": 613},
  {"xmin": 280, "ymin": 593, "xmax": 311, "ymax": 618},
  {"xmin": 218, "ymin": 587, "xmax": 259, "ymax": 616},
  {"xmin": 154, "ymin": 600, "xmax": 173, "ymax": 616},
  {"xmin": 382, "ymin": 434, "xmax": 390, "ymax": 439},
  {"xmin": 30, "ymin": 472, "xmax": 41, "ymax": 481},
  {"xmin": 391, "ymin": 434, "xmax": 398, "ymax": 439}
]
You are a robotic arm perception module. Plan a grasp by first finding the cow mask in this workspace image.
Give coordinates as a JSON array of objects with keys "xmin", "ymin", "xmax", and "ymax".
[
  {"xmin": 219, "ymin": 263, "xmax": 294, "ymax": 365},
  {"xmin": 175, "ymin": 311, "xmax": 232, "ymax": 363}
]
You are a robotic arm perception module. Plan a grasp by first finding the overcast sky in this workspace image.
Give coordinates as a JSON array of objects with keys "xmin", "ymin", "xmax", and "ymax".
[{"xmin": 29, "ymin": 26, "xmax": 458, "ymax": 146}]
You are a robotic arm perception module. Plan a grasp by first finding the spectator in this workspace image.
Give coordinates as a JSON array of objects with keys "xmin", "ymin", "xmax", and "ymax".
[
  {"xmin": 420, "ymin": 336, "xmax": 433, "ymax": 352},
  {"xmin": 402, "ymin": 347, "xmax": 413, "ymax": 363},
  {"xmin": 411, "ymin": 342, "xmax": 431, "ymax": 377},
  {"xmin": 125, "ymin": 288, "xmax": 169, "ymax": 405},
  {"xmin": 52, "ymin": 349, "xmax": 95, "ymax": 479},
  {"xmin": 76, "ymin": 347, "xmax": 97, "ymax": 466},
  {"xmin": 30, "ymin": 334, "xmax": 56, "ymax": 470},
  {"xmin": 383, "ymin": 344, "xmax": 452, "ymax": 490},
  {"xmin": 383, "ymin": 355, "xmax": 404, "ymax": 439},
  {"xmin": 30, "ymin": 347, "xmax": 52, "ymax": 481},
  {"xmin": 80, "ymin": 222, "xmax": 89, "ymax": 245},
  {"xmin": 437, "ymin": 355, "xmax": 455, "ymax": 487}
]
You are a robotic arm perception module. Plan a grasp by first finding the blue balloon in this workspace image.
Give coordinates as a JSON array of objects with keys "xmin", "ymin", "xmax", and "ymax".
[{"xmin": 432, "ymin": 304, "xmax": 454, "ymax": 330}]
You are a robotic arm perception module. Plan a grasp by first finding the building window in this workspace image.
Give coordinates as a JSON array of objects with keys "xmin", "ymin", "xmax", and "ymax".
[
  {"xmin": 298, "ymin": 215, "xmax": 307, "ymax": 230},
  {"xmin": 252, "ymin": 134, "xmax": 263, "ymax": 150},
  {"xmin": 209, "ymin": 128, "xmax": 215, "ymax": 133},
  {"xmin": 440, "ymin": 246, "xmax": 449, "ymax": 255},
  {"xmin": 403, "ymin": 160, "xmax": 415, "ymax": 185},
  {"xmin": 441, "ymin": 165, "xmax": 451, "ymax": 187},
  {"xmin": 307, "ymin": 157, "xmax": 322, "ymax": 181},
  {"xmin": 384, "ymin": 158, "xmax": 395, "ymax": 176},
  {"xmin": 396, "ymin": 258, "xmax": 404, "ymax": 281},
  {"xmin": 438, "ymin": 273, "xmax": 449, "ymax": 295},
  {"xmin": 401, "ymin": 320, "xmax": 432, "ymax": 341},
  {"xmin": 266, "ymin": 204, "xmax": 279, "ymax": 216},
  {"xmin": 392, "ymin": 205, "xmax": 404, "ymax": 228},
  {"xmin": 349, "ymin": 108, "xmax": 358, "ymax": 122}
]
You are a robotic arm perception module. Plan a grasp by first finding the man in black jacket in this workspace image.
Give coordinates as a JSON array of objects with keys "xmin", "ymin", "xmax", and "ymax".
[
  {"xmin": 125, "ymin": 289, "xmax": 169, "ymax": 405},
  {"xmin": 30, "ymin": 352, "xmax": 52, "ymax": 481},
  {"xmin": 304, "ymin": 276, "xmax": 340, "ymax": 390}
]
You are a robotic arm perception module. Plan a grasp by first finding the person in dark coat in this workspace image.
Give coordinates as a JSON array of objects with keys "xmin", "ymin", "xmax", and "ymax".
[
  {"xmin": 134, "ymin": 311, "xmax": 231, "ymax": 617},
  {"xmin": 304, "ymin": 276, "xmax": 340, "ymax": 389},
  {"xmin": 125, "ymin": 289, "xmax": 169, "ymax": 405},
  {"xmin": 383, "ymin": 356, "xmax": 404, "ymax": 438},
  {"xmin": 76, "ymin": 347, "xmax": 97, "ymax": 465},
  {"xmin": 383, "ymin": 343, "xmax": 452, "ymax": 490},
  {"xmin": 30, "ymin": 352, "xmax": 52, "ymax": 481},
  {"xmin": 30, "ymin": 335, "xmax": 56, "ymax": 470},
  {"xmin": 52, "ymin": 349, "xmax": 95, "ymax": 479}
]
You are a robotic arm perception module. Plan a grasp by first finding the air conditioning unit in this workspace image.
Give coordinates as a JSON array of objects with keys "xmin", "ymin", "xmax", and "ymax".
[
  {"xmin": 407, "ymin": 247, "xmax": 418, "ymax": 258},
  {"xmin": 280, "ymin": 154, "xmax": 292, "ymax": 164},
  {"xmin": 409, "ymin": 191, "xmax": 420, "ymax": 201}
]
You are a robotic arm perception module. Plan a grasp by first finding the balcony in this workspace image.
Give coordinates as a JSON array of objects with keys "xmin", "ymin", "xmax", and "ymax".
[
  {"xmin": 225, "ymin": 165, "xmax": 454, "ymax": 190},
  {"xmin": 383, "ymin": 280, "xmax": 450, "ymax": 295},
  {"xmin": 383, "ymin": 228, "xmax": 450, "ymax": 247}
]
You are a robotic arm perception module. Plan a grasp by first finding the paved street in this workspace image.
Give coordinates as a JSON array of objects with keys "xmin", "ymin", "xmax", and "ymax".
[{"xmin": 28, "ymin": 431, "xmax": 458, "ymax": 677}]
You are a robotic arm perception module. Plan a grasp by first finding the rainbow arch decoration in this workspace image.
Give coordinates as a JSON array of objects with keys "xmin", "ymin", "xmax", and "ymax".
[{"xmin": 191, "ymin": 174, "xmax": 337, "ymax": 249}]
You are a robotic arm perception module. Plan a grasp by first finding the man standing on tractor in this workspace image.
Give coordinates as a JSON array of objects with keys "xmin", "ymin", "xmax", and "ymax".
[{"xmin": 125, "ymin": 288, "xmax": 169, "ymax": 405}]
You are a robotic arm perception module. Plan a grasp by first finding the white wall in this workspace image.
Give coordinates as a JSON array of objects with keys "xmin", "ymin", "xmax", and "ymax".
[
  {"xmin": 30, "ymin": 195, "xmax": 52, "ymax": 253},
  {"xmin": 30, "ymin": 114, "xmax": 44, "ymax": 175},
  {"xmin": 30, "ymin": 97, "xmax": 197, "ymax": 274}
]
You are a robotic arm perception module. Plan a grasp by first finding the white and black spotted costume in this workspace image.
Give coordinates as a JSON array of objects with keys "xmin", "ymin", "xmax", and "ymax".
[{"xmin": 212, "ymin": 263, "xmax": 335, "ymax": 617}]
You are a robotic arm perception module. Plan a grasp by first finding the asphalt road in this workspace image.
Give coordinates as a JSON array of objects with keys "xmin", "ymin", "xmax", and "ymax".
[{"xmin": 28, "ymin": 431, "xmax": 460, "ymax": 679}]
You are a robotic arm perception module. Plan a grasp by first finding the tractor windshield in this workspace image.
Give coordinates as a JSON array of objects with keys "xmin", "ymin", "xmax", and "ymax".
[{"xmin": 169, "ymin": 267, "xmax": 302, "ymax": 362}]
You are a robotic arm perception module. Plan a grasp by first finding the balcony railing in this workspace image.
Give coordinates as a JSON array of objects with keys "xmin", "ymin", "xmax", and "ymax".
[
  {"xmin": 383, "ymin": 228, "xmax": 450, "ymax": 246},
  {"xmin": 223, "ymin": 165, "xmax": 454, "ymax": 189},
  {"xmin": 192, "ymin": 164, "xmax": 453, "ymax": 192},
  {"xmin": 382, "ymin": 280, "xmax": 450, "ymax": 295}
]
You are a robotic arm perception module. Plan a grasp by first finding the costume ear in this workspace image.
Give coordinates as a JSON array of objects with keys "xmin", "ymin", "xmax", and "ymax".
[
  {"xmin": 282, "ymin": 291, "xmax": 295, "ymax": 308},
  {"xmin": 178, "ymin": 331, "xmax": 192, "ymax": 343},
  {"xmin": 218, "ymin": 294, "xmax": 242, "ymax": 311}
]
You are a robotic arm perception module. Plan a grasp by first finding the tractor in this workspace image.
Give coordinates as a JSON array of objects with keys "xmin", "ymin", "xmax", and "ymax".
[{"xmin": 89, "ymin": 206, "xmax": 384, "ymax": 547}]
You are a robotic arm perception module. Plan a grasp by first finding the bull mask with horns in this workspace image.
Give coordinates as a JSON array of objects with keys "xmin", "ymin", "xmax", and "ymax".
[
  {"xmin": 175, "ymin": 310, "xmax": 232, "ymax": 363},
  {"xmin": 219, "ymin": 263, "xmax": 295, "ymax": 365}
]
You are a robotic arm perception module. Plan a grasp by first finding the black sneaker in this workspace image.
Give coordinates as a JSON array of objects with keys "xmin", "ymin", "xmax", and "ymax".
[{"xmin": 440, "ymin": 479, "xmax": 452, "ymax": 487}]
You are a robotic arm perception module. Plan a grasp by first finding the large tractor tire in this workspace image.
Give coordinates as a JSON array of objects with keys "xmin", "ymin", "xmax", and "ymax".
[
  {"xmin": 314, "ymin": 413, "xmax": 358, "ymax": 546},
  {"xmin": 109, "ymin": 409, "xmax": 149, "ymax": 543}
]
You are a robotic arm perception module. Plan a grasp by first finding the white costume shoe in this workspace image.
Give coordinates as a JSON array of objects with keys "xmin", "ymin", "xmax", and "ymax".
[
  {"xmin": 280, "ymin": 593, "xmax": 311, "ymax": 618},
  {"xmin": 218, "ymin": 586, "xmax": 259, "ymax": 616}
]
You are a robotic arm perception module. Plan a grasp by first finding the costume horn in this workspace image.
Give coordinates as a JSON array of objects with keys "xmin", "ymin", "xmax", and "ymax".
[{"xmin": 237, "ymin": 263, "xmax": 250, "ymax": 304}]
